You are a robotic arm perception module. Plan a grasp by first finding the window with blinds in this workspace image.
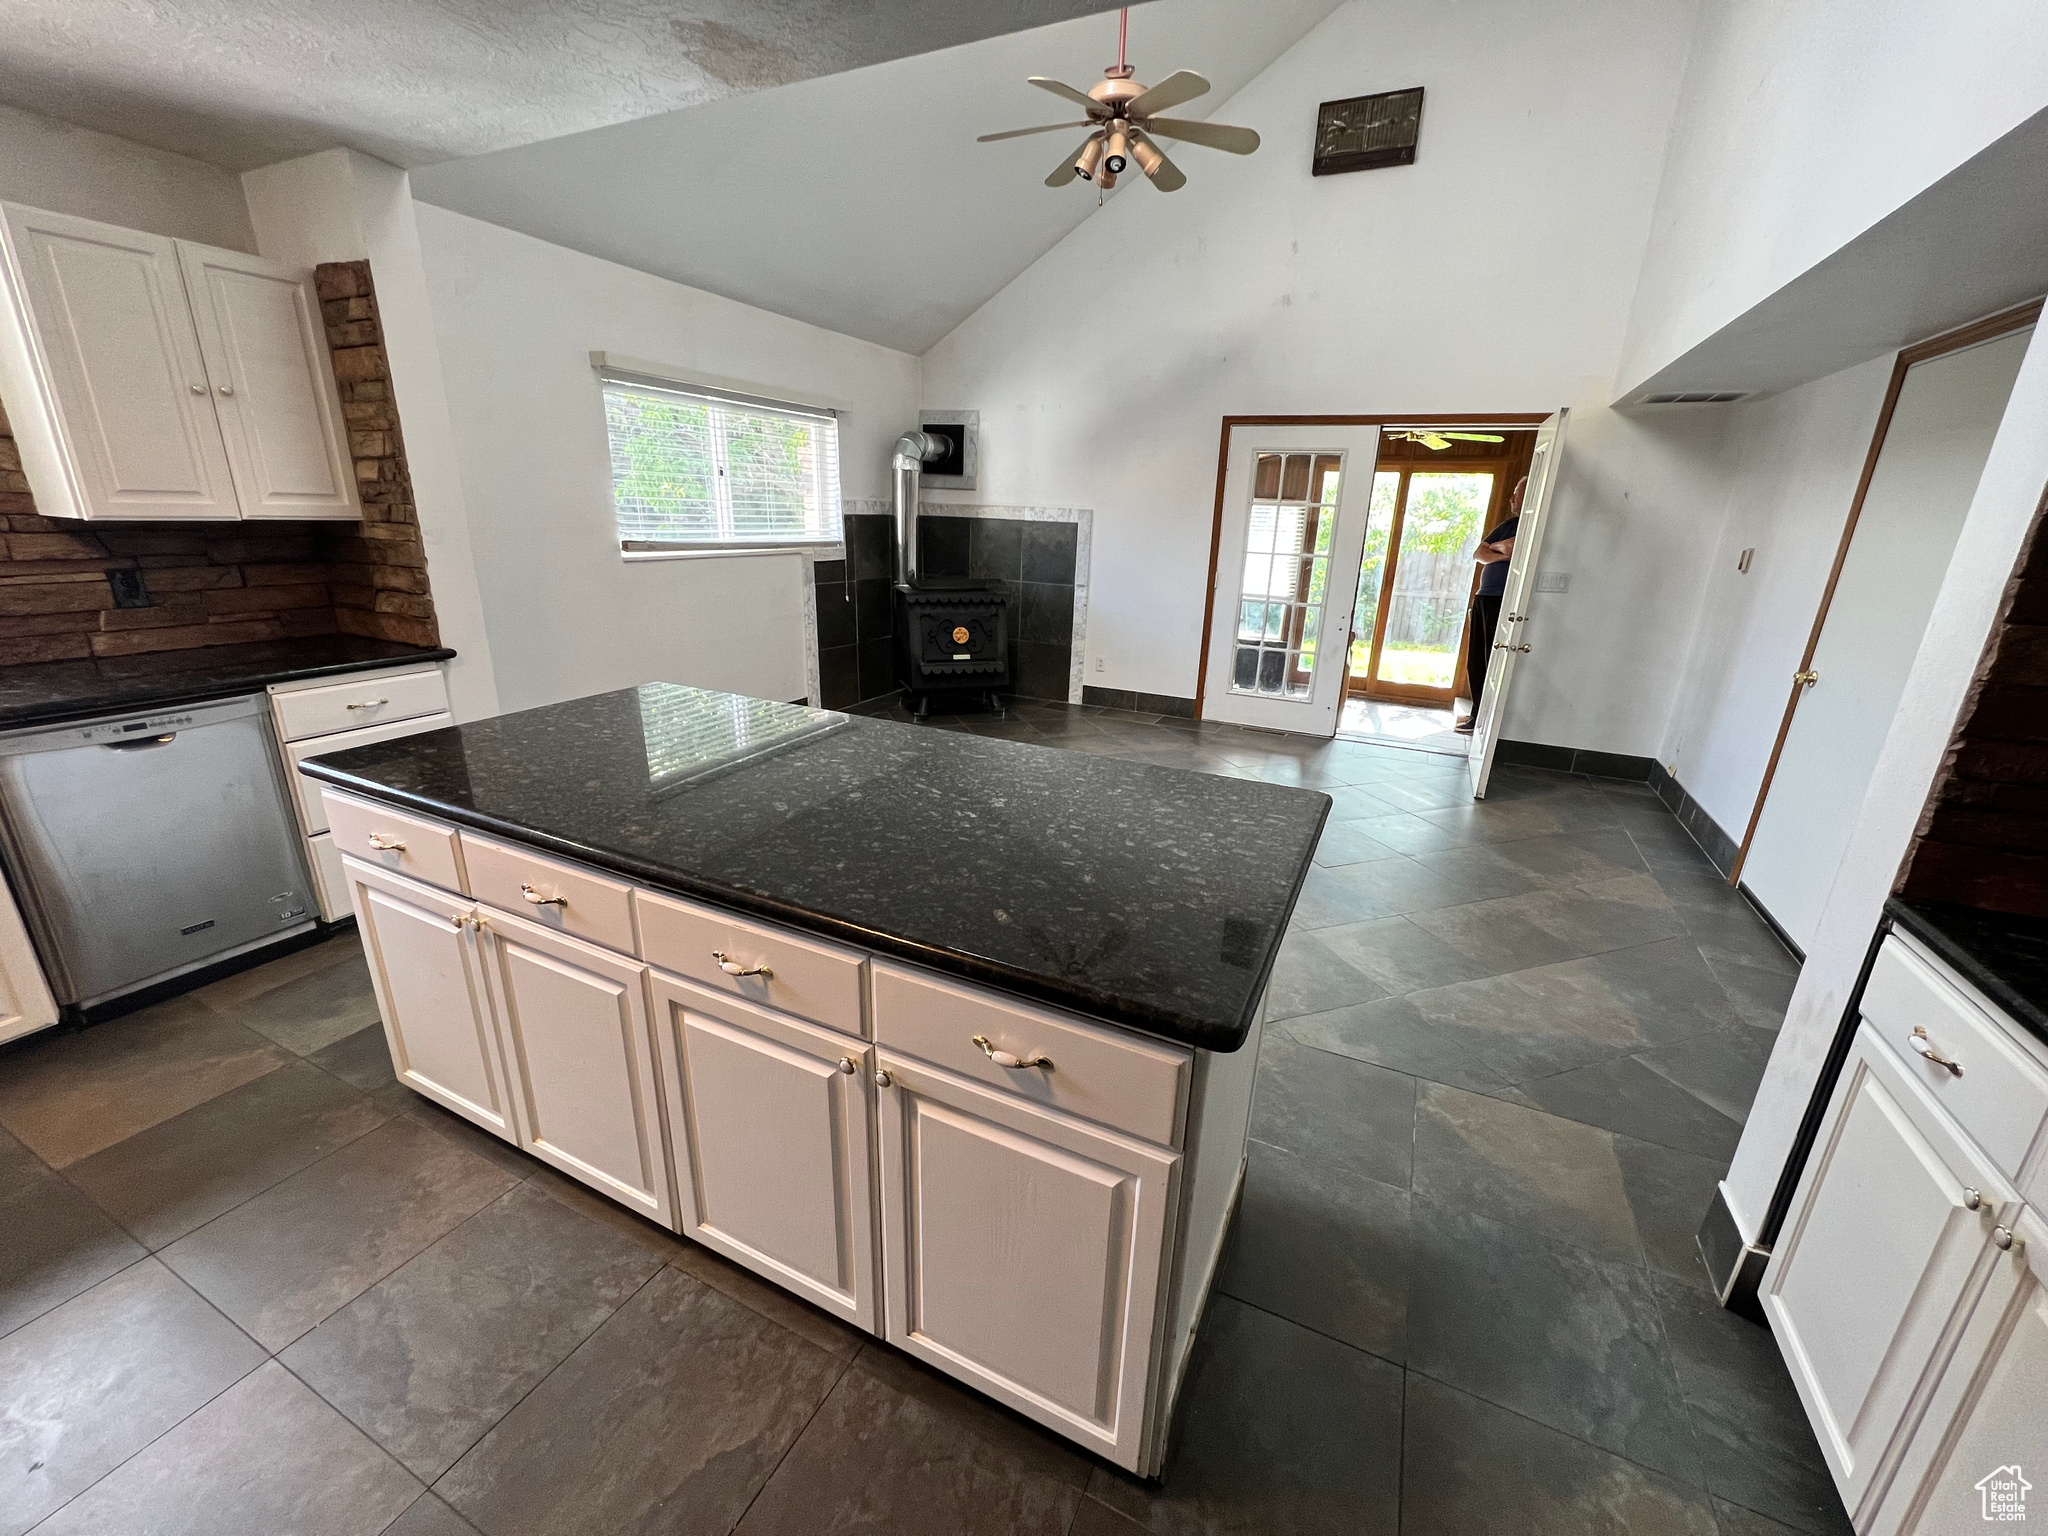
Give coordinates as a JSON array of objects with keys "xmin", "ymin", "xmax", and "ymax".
[{"xmin": 600, "ymin": 370, "xmax": 843, "ymax": 550}]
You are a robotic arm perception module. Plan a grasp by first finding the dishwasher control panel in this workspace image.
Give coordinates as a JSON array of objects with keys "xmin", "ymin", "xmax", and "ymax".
[{"xmin": 56, "ymin": 711, "xmax": 198, "ymax": 746}]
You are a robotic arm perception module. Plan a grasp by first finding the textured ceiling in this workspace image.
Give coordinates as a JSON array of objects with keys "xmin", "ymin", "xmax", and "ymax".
[
  {"xmin": 0, "ymin": 0, "xmax": 1130, "ymax": 169},
  {"xmin": 412, "ymin": 0, "xmax": 1339, "ymax": 352}
]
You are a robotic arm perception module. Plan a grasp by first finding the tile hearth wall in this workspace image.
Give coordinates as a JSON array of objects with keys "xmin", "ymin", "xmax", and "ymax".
[
  {"xmin": 0, "ymin": 260, "xmax": 438, "ymax": 668},
  {"xmin": 813, "ymin": 514, "xmax": 1077, "ymax": 709}
]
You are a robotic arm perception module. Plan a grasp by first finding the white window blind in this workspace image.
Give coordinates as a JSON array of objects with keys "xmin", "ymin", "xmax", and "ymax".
[{"xmin": 600, "ymin": 369, "xmax": 843, "ymax": 550}]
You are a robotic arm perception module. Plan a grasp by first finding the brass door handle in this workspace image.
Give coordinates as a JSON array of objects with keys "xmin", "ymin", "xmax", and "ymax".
[
  {"xmin": 367, "ymin": 833, "xmax": 407, "ymax": 851},
  {"xmin": 712, "ymin": 950, "xmax": 773, "ymax": 979},
  {"xmin": 520, "ymin": 883, "xmax": 567, "ymax": 908},
  {"xmin": 1911, "ymin": 1026, "xmax": 1962, "ymax": 1077},
  {"xmin": 1794, "ymin": 670, "xmax": 1819, "ymax": 688},
  {"xmin": 973, "ymin": 1034, "xmax": 1054, "ymax": 1070}
]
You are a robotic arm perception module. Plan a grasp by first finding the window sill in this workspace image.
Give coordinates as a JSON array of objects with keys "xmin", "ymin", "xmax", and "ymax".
[{"xmin": 621, "ymin": 543, "xmax": 844, "ymax": 564}]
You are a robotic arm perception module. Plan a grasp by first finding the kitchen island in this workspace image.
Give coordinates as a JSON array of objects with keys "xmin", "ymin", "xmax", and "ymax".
[{"xmin": 298, "ymin": 682, "xmax": 1326, "ymax": 1474}]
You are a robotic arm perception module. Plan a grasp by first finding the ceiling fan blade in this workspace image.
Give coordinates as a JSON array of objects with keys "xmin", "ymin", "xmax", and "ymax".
[
  {"xmin": 1126, "ymin": 70, "xmax": 1209, "ymax": 118},
  {"xmin": 1029, "ymin": 76, "xmax": 1102, "ymax": 111},
  {"xmin": 1143, "ymin": 117, "xmax": 1260, "ymax": 155},
  {"xmin": 1443, "ymin": 432, "xmax": 1506, "ymax": 443},
  {"xmin": 977, "ymin": 121, "xmax": 1093, "ymax": 143},
  {"xmin": 1045, "ymin": 134, "xmax": 1097, "ymax": 187},
  {"xmin": 1419, "ymin": 435, "xmax": 1451, "ymax": 450}
]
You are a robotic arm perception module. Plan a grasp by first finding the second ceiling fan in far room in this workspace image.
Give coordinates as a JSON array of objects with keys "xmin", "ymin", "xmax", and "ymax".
[{"xmin": 975, "ymin": 6, "xmax": 1261, "ymax": 193}]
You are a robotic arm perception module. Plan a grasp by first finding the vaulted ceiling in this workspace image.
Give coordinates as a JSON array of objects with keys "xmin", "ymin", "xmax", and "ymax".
[
  {"xmin": 0, "ymin": 0, "xmax": 1131, "ymax": 169},
  {"xmin": 410, "ymin": 0, "xmax": 1339, "ymax": 351}
]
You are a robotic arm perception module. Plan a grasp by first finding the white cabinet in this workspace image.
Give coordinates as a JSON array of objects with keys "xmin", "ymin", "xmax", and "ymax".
[
  {"xmin": 482, "ymin": 908, "xmax": 672, "ymax": 1227},
  {"xmin": 874, "ymin": 1049, "xmax": 1179, "ymax": 1469},
  {"xmin": 345, "ymin": 857, "xmax": 516, "ymax": 1142},
  {"xmin": 1765, "ymin": 1025, "xmax": 2019, "ymax": 1518},
  {"xmin": 0, "ymin": 202, "xmax": 358, "ymax": 523},
  {"xmin": 1869, "ymin": 1207, "xmax": 2047, "ymax": 1536},
  {"xmin": 650, "ymin": 971, "xmax": 876, "ymax": 1327},
  {"xmin": 0, "ymin": 865, "xmax": 58, "ymax": 1045},
  {"xmin": 178, "ymin": 242, "xmax": 359, "ymax": 520}
]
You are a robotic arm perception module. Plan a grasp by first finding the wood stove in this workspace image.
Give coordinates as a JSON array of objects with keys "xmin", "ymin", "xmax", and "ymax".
[{"xmin": 893, "ymin": 581, "xmax": 1013, "ymax": 715}]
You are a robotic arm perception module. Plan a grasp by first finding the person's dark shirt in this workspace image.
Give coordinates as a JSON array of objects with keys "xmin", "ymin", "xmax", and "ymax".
[{"xmin": 1476, "ymin": 515, "xmax": 1519, "ymax": 597}]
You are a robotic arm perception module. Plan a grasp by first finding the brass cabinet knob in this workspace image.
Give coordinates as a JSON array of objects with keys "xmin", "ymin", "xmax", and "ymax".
[
  {"xmin": 837, "ymin": 1057, "xmax": 856, "ymax": 1075},
  {"xmin": 217, "ymin": 384, "xmax": 234, "ymax": 396},
  {"xmin": 1993, "ymin": 1226, "xmax": 2021, "ymax": 1253},
  {"xmin": 874, "ymin": 1069, "xmax": 893, "ymax": 1088},
  {"xmin": 1794, "ymin": 669, "xmax": 1819, "ymax": 688},
  {"xmin": 1964, "ymin": 1188, "xmax": 1984, "ymax": 1211},
  {"xmin": 189, "ymin": 383, "xmax": 207, "ymax": 395}
]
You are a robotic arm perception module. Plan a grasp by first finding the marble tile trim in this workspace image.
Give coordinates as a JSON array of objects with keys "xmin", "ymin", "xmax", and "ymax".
[{"xmin": 921, "ymin": 502, "xmax": 1094, "ymax": 704}]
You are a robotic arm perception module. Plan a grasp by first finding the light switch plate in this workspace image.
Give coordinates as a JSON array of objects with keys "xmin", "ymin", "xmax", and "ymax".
[{"xmin": 1534, "ymin": 571, "xmax": 1570, "ymax": 593}]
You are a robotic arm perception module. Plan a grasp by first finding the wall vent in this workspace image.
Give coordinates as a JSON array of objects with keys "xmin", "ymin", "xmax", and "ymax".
[{"xmin": 1642, "ymin": 390, "xmax": 1750, "ymax": 404}]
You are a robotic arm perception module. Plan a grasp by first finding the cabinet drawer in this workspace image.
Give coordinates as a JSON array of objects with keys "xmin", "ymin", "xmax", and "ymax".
[
  {"xmin": 635, "ymin": 889, "xmax": 865, "ymax": 1035},
  {"xmin": 323, "ymin": 791, "xmax": 465, "ymax": 892},
  {"xmin": 464, "ymin": 834, "xmax": 634, "ymax": 954},
  {"xmin": 871, "ymin": 961, "xmax": 1190, "ymax": 1147},
  {"xmin": 289, "ymin": 712, "xmax": 453, "ymax": 833},
  {"xmin": 273, "ymin": 667, "xmax": 448, "ymax": 742},
  {"xmin": 1864, "ymin": 937, "xmax": 2048, "ymax": 1180}
]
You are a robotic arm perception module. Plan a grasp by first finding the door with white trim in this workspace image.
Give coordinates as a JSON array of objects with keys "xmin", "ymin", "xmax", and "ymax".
[
  {"xmin": 1201, "ymin": 424, "xmax": 1381, "ymax": 735},
  {"xmin": 1468, "ymin": 408, "xmax": 1567, "ymax": 797}
]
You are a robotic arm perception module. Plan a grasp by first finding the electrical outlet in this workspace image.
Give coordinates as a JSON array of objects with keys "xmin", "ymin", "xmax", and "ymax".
[
  {"xmin": 1534, "ymin": 571, "xmax": 1570, "ymax": 594},
  {"xmin": 107, "ymin": 568, "xmax": 150, "ymax": 608}
]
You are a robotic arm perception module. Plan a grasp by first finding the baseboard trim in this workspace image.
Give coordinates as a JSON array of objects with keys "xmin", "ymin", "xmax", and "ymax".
[
  {"xmin": 1698, "ymin": 1182, "xmax": 1769, "ymax": 1324},
  {"xmin": 1497, "ymin": 738, "xmax": 1656, "ymax": 782},
  {"xmin": 1083, "ymin": 686, "xmax": 1197, "ymax": 719},
  {"xmin": 1648, "ymin": 761, "xmax": 1743, "ymax": 877}
]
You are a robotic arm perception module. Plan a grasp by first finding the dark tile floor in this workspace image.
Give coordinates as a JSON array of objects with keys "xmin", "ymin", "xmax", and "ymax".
[{"xmin": 0, "ymin": 697, "xmax": 1849, "ymax": 1535}]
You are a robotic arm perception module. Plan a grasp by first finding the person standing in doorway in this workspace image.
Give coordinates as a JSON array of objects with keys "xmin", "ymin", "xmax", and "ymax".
[{"xmin": 1455, "ymin": 475, "xmax": 1526, "ymax": 735}]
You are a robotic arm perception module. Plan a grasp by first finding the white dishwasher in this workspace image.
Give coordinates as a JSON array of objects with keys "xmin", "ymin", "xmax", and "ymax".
[{"xmin": 0, "ymin": 693, "xmax": 316, "ymax": 1008}]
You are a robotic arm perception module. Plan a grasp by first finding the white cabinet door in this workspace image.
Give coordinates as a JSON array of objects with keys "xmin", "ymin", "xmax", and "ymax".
[
  {"xmin": 650, "ymin": 971, "xmax": 875, "ymax": 1327},
  {"xmin": 0, "ymin": 203, "xmax": 238, "ymax": 521},
  {"xmin": 875, "ymin": 1050, "xmax": 1178, "ymax": 1471},
  {"xmin": 1764, "ymin": 1025, "xmax": 2019, "ymax": 1520},
  {"xmin": 178, "ymin": 242, "xmax": 359, "ymax": 521},
  {"xmin": 1869, "ymin": 1207, "xmax": 2047, "ymax": 1536},
  {"xmin": 482, "ymin": 907, "xmax": 673, "ymax": 1227},
  {"xmin": 0, "ymin": 866, "xmax": 58, "ymax": 1045},
  {"xmin": 345, "ymin": 857, "xmax": 515, "ymax": 1141}
]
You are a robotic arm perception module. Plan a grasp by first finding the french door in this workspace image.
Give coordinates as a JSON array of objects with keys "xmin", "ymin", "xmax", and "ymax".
[
  {"xmin": 1348, "ymin": 467, "xmax": 1503, "ymax": 704},
  {"xmin": 1200, "ymin": 424, "xmax": 1381, "ymax": 735},
  {"xmin": 1468, "ymin": 409, "xmax": 1567, "ymax": 798}
]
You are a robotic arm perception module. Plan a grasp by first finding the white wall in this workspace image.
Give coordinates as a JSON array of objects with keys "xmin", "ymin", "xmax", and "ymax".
[
  {"xmin": 413, "ymin": 205, "xmax": 920, "ymax": 713},
  {"xmin": 1654, "ymin": 355, "xmax": 1895, "ymax": 833},
  {"xmin": 919, "ymin": 0, "xmax": 1705, "ymax": 747},
  {"xmin": 1617, "ymin": 0, "xmax": 2048, "ymax": 395},
  {"xmin": 1722, "ymin": 320, "xmax": 2048, "ymax": 1241},
  {"xmin": 0, "ymin": 102, "xmax": 255, "ymax": 250},
  {"xmin": 242, "ymin": 150, "xmax": 502, "ymax": 725}
]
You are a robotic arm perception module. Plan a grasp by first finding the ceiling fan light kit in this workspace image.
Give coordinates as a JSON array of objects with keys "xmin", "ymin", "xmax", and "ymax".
[{"xmin": 979, "ymin": 6, "xmax": 1260, "ymax": 195}]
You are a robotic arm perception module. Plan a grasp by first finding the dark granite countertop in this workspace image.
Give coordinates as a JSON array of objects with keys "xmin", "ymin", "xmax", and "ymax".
[
  {"xmin": 1887, "ymin": 897, "xmax": 2048, "ymax": 1048},
  {"xmin": 0, "ymin": 637, "xmax": 456, "ymax": 731},
  {"xmin": 299, "ymin": 683, "xmax": 1329, "ymax": 1051}
]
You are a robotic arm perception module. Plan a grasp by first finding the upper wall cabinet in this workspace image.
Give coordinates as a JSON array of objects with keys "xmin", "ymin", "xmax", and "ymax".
[{"xmin": 0, "ymin": 203, "xmax": 361, "ymax": 523}]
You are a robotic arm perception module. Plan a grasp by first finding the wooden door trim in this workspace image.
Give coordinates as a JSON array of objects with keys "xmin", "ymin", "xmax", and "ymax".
[
  {"xmin": 1196, "ymin": 414, "xmax": 1550, "ymax": 717},
  {"xmin": 1728, "ymin": 299, "xmax": 2043, "ymax": 884}
]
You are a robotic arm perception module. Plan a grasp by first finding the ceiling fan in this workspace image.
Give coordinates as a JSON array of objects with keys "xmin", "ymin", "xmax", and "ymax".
[
  {"xmin": 1387, "ymin": 430, "xmax": 1507, "ymax": 451},
  {"xmin": 975, "ymin": 7, "xmax": 1260, "ymax": 193}
]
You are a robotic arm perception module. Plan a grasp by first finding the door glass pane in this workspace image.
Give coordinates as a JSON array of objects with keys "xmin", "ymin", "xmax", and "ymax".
[
  {"xmin": 1375, "ymin": 472, "xmax": 1493, "ymax": 689},
  {"xmin": 1350, "ymin": 471, "xmax": 1401, "ymax": 673},
  {"xmin": 1231, "ymin": 446, "xmax": 1346, "ymax": 697}
]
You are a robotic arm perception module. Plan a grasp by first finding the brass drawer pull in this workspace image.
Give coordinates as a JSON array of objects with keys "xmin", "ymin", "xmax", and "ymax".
[
  {"xmin": 712, "ymin": 950, "xmax": 773, "ymax": 979},
  {"xmin": 973, "ymin": 1034, "xmax": 1054, "ymax": 1071},
  {"xmin": 1910, "ymin": 1026, "xmax": 1963, "ymax": 1077},
  {"xmin": 346, "ymin": 698, "xmax": 389, "ymax": 710},
  {"xmin": 367, "ymin": 833, "xmax": 407, "ymax": 852},
  {"xmin": 520, "ymin": 882, "xmax": 567, "ymax": 908}
]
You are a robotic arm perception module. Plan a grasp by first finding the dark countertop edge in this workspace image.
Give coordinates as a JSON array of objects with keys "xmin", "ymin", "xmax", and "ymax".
[
  {"xmin": 0, "ymin": 646, "xmax": 457, "ymax": 731},
  {"xmin": 1885, "ymin": 896, "xmax": 2048, "ymax": 1048},
  {"xmin": 302, "ymin": 759, "xmax": 1330, "ymax": 1053}
]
